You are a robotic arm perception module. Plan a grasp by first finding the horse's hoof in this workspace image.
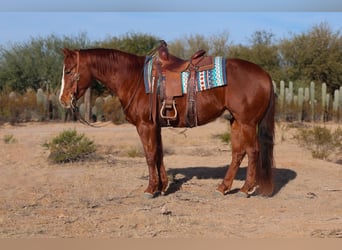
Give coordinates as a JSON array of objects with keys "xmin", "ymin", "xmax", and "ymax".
[
  {"xmin": 143, "ymin": 192, "xmax": 154, "ymax": 199},
  {"xmin": 214, "ymin": 190, "xmax": 225, "ymax": 197},
  {"xmin": 144, "ymin": 191, "xmax": 162, "ymax": 199},
  {"xmin": 216, "ymin": 184, "xmax": 229, "ymax": 196},
  {"xmin": 237, "ymin": 189, "xmax": 257, "ymax": 198},
  {"xmin": 161, "ymin": 183, "xmax": 170, "ymax": 196},
  {"xmin": 236, "ymin": 191, "xmax": 250, "ymax": 198},
  {"xmin": 215, "ymin": 188, "xmax": 226, "ymax": 196}
]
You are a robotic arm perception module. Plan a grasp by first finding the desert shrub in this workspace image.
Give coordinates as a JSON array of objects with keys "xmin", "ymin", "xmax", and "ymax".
[
  {"xmin": 0, "ymin": 88, "xmax": 63, "ymax": 124},
  {"xmin": 332, "ymin": 127, "xmax": 342, "ymax": 149},
  {"xmin": 213, "ymin": 130, "xmax": 231, "ymax": 144},
  {"xmin": 127, "ymin": 146, "xmax": 144, "ymax": 158},
  {"xmin": 295, "ymin": 126, "xmax": 341, "ymax": 160},
  {"xmin": 0, "ymin": 91, "xmax": 22, "ymax": 124},
  {"xmin": 44, "ymin": 129, "xmax": 96, "ymax": 163},
  {"xmin": 3, "ymin": 134, "xmax": 17, "ymax": 144},
  {"xmin": 219, "ymin": 132, "xmax": 231, "ymax": 144},
  {"xmin": 22, "ymin": 89, "xmax": 38, "ymax": 121}
]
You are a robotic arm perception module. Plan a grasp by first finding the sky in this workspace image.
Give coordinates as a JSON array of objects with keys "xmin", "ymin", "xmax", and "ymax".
[{"xmin": 0, "ymin": 1, "xmax": 342, "ymax": 47}]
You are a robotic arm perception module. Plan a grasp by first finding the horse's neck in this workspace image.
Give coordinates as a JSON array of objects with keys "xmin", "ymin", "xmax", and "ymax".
[
  {"xmin": 89, "ymin": 52, "xmax": 145, "ymax": 114},
  {"xmin": 90, "ymin": 52, "xmax": 144, "ymax": 94}
]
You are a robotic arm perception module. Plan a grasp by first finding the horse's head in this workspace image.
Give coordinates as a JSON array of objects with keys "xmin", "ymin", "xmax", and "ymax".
[{"xmin": 59, "ymin": 48, "xmax": 91, "ymax": 109}]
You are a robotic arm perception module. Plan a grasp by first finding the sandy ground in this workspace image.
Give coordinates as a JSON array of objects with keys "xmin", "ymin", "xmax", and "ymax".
[{"xmin": 0, "ymin": 118, "xmax": 341, "ymax": 238}]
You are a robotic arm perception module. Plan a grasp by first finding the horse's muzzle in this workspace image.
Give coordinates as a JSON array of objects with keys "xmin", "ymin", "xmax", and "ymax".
[{"xmin": 59, "ymin": 95, "xmax": 71, "ymax": 109}]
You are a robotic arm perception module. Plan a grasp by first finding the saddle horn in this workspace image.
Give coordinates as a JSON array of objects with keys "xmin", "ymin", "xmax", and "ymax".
[
  {"xmin": 159, "ymin": 40, "xmax": 167, "ymax": 47},
  {"xmin": 158, "ymin": 40, "xmax": 169, "ymax": 61}
]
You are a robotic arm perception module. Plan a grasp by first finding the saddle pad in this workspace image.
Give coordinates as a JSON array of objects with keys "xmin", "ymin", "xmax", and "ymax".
[
  {"xmin": 143, "ymin": 56, "xmax": 227, "ymax": 94},
  {"xmin": 181, "ymin": 56, "xmax": 227, "ymax": 94},
  {"xmin": 143, "ymin": 56, "xmax": 154, "ymax": 94}
]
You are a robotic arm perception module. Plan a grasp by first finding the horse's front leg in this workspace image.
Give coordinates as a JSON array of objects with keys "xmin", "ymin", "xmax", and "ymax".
[
  {"xmin": 156, "ymin": 126, "xmax": 169, "ymax": 194},
  {"xmin": 136, "ymin": 122, "xmax": 168, "ymax": 198}
]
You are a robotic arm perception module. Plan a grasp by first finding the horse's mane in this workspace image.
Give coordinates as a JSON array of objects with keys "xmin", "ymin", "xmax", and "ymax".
[{"xmin": 80, "ymin": 48, "xmax": 143, "ymax": 75}]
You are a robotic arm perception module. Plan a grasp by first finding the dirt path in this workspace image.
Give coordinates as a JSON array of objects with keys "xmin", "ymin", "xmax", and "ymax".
[{"xmin": 0, "ymin": 120, "xmax": 341, "ymax": 238}]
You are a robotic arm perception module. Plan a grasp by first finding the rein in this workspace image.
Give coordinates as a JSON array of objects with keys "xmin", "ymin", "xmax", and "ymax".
[
  {"xmin": 70, "ymin": 50, "xmax": 80, "ymax": 113},
  {"xmin": 68, "ymin": 51, "xmax": 105, "ymax": 128}
]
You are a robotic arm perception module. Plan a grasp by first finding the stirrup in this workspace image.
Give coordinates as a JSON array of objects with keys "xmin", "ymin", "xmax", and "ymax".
[{"xmin": 160, "ymin": 100, "xmax": 177, "ymax": 120}]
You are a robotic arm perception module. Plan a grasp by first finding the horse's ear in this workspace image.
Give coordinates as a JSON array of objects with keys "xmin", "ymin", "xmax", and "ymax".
[{"xmin": 61, "ymin": 48, "xmax": 72, "ymax": 57}]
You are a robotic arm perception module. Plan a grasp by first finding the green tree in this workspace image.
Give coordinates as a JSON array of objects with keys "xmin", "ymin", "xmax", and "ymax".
[
  {"xmin": 0, "ymin": 33, "xmax": 91, "ymax": 93},
  {"xmin": 279, "ymin": 22, "xmax": 342, "ymax": 91},
  {"xmin": 168, "ymin": 39, "xmax": 187, "ymax": 59},
  {"xmin": 168, "ymin": 34, "xmax": 210, "ymax": 59},
  {"xmin": 94, "ymin": 32, "xmax": 160, "ymax": 55},
  {"xmin": 208, "ymin": 31, "xmax": 231, "ymax": 57},
  {"xmin": 229, "ymin": 30, "xmax": 283, "ymax": 81},
  {"xmin": 168, "ymin": 32, "xmax": 231, "ymax": 59}
]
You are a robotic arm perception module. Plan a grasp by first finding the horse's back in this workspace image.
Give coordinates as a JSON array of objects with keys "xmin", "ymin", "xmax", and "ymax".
[{"xmin": 227, "ymin": 58, "xmax": 271, "ymax": 85}]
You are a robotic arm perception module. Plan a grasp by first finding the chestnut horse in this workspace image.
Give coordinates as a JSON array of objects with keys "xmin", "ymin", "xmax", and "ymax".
[{"xmin": 59, "ymin": 46, "xmax": 275, "ymax": 198}]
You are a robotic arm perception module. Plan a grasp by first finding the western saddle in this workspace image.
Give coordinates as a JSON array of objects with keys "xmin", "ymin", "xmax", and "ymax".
[{"xmin": 152, "ymin": 40, "xmax": 214, "ymax": 127}]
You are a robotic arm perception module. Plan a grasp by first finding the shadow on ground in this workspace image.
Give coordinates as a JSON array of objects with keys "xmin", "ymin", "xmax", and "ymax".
[{"xmin": 166, "ymin": 165, "xmax": 297, "ymax": 196}]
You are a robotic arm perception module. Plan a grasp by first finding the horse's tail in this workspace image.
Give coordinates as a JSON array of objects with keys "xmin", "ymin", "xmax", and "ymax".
[{"xmin": 256, "ymin": 79, "xmax": 275, "ymax": 196}]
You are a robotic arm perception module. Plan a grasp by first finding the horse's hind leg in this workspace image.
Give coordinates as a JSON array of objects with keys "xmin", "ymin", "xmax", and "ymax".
[
  {"xmin": 239, "ymin": 123, "xmax": 259, "ymax": 196},
  {"xmin": 217, "ymin": 120, "xmax": 246, "ymax": 194}
]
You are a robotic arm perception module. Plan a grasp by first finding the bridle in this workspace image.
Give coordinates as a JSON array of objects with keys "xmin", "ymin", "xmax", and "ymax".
[
  {"xmin": 65, "ymin": 51, "xmax": 99, "ymax": 127},
  {"xmin": 69, "ymin": 50, "xmax": 80, "ymax": 113}
]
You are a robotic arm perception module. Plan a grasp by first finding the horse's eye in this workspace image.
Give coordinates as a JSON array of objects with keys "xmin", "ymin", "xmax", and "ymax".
[{"xmin": 65, "ymin": 69, "xmax": 72, "ymax": 75}]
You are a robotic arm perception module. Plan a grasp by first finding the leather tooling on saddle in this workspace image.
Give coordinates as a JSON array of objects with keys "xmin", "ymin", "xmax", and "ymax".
[{"xmin": 144, "ymin": 40, "xmax": 227, "ymax": 127}]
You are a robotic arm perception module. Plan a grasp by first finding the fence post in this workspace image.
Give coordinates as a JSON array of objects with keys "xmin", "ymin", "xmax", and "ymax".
[
  {"xmin": 333, "ymin": 89, "xmax": 340, "ymax": 122},
  {"xmin": 36, "ymin": 88, "xmax": 48, "ymax": 120},
  {"xmin": 327, "ymin": 93, "xmax": 331, "ymax": 120},
  {"xmin": 339, "ymin": 86, "xmax": 342, "ymax": 123},
  {"xmin": 279, "ymin": 80, "xmax": 285, "ymax": 120},
  {"xmin": 310, "ymin": 81, "xmax": 315, "ymax": 122},
  {"xmin": 321, "ymin": 83, "xmax": 327, "ymax": 122},
  {"xmin": 288, "ymin": 81, "xmax": 293, "ymax": 103},
  {"xmin": 272, "ymin": 81, "xmax": 277, "ymax": 94},
  {"xmin": 298, "ymin": 87, "xmax": 304, "ymax": 121},
  {"xmin": 84, "ymin": 87, "xmax": 92, "ymax": 122}
]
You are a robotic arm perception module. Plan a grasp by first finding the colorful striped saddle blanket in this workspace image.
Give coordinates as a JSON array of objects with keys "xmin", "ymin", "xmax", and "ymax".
[{"xmin": 144, "ymin": 56, "xmax": 227, "ymax": 94}]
